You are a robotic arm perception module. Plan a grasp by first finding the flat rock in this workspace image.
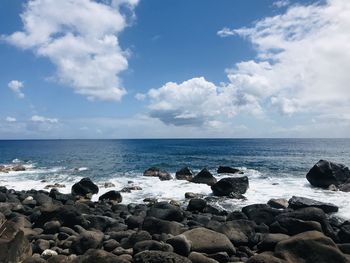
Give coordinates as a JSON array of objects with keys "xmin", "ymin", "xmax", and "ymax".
[{"xmin": 288, "ymin": 196, "xmax": 338, "ymax": 213}]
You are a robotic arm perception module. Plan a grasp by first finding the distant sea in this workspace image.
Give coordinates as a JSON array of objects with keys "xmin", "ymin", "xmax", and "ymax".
[{"xmin": 1, "ymin": 139, "xmax": 350, "ymax": 217}]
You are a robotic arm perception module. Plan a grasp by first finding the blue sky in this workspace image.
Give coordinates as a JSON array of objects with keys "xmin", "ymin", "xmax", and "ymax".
[{"xmin": 1, "ymin": 0, "xmax": 349, "ymax": 139}]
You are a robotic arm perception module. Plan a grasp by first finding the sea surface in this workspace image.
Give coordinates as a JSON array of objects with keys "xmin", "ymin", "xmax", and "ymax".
[{"xmin": 1, "ymin": 139, "xmax": 350, "ymax": 218}]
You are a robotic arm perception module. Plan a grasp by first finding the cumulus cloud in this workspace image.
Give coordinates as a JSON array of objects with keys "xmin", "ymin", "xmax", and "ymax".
[
  {"xmin": 8, "ymin": 80, "xmax": 24, "ymax": 98},
  {"xmin": 31, "ymin": 115, "xmax": 58, "ymax": 124},
  {"xmin": 273, "ymin": 0, "xmax": 290, "ymax": 8},
  {"xmin": 147, "ymin": 0, "xmax": 350, "ymax": 127},
  {"xmin": 4, "ymin": 0, "xmax": 139, "ymax": 101},
  {"xmin": 5, "ymin": 117, "xmax": 16, "ymax": 122}
]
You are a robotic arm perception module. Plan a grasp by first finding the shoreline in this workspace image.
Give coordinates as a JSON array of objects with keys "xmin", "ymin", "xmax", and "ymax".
[{"xmin": 1, "ymin": 174, "xmax": 350, "ymax": 263}]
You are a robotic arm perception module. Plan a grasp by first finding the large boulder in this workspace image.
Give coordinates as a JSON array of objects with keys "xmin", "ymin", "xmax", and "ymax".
[
  {"xmin": 143, "ymin": 167, "xmax": 172, "ymax": 181},
  {"xmin": 217, "ymin": 166, "xmax": 241, "ymax": 174},
  {"xmin": 288, "ymin": 196, "xmax": 338, "ymax": 213},
  {"xmin": 175, "ymin": 167, "xmax": 193, "ymax": 181},
  {"xmin": 182, "ymin": 227, "xmax": 236, "ymax": 255},
  {"xmin": 211, "ymin": 176, "xmax": 249, "ymax": 196},
  {"xmin": 0, "ymin": 221, "xmax": 32, "ymax": 263},
  {"xmin": 306, "ymin": 160, "xmax": 350, "ymax": 188},
  {"xmin": 71, "ymin": 229, "xmax": 104, "ymax": 254},
  {"xmin": 147, "ymin": 202, "xmax": 184, "ymax": 222},
  {"xmin": 142, "ymin": 217, "xmax": 184, "ymax": 236},
  {"xmin": 191, "ymin": 169, "xmax": 217, "ymax": 186},
  {"xmin": 98, "ymin": 191, "xmax": 122, "ymax": 203},
  {"xmin": 71, "ymin": 178, "xmax": 99, "ymax": 198}
]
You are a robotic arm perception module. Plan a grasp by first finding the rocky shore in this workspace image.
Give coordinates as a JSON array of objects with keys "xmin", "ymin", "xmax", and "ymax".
[{"xmin": 1, "ymin": 160, "xmax": 350, "ymax": 262}]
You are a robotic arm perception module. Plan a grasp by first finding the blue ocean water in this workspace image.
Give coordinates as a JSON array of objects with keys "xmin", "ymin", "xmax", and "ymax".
[{"xmin": 1, "ymin": 139, "xmax": 350, "ymax": 216}]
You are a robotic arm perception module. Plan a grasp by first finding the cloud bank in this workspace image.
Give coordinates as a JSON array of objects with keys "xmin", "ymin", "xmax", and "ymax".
[
  {"xmin": 146, "ymin": 0, "xmax": 350, "ymax": 127},
  {"xmin": 4, "ymin": 0, "xmax": 139, "ymax": 101}
]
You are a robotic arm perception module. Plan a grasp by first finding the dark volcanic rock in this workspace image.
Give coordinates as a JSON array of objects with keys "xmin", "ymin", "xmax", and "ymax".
[
  {"xmin": 143, "ymin": 167, "xmax": 172, "ymax": 181},
  {"xmin": 257, "ymin": 233, "xmax": 290, "ymax": 251},
  {"xmin": 187, "ymin": 198, "xmax": 207, "ymax": 212},
  {"xmin": 268, "ymin": 198, "xmax": 288, "ymax": 209},
  {"xmin": 175, "ymin": 167, "xmax": 194, "ymax": 181},
  {"xmin": 134, "ymin": 250, "xmax": 191, "ymax": 263},
  {"xmin": 182, "ymin": 227, "xmax": 235, "ymax": 255},
  {"xmin": 166, "ymin": 235, "xmax": 191, "ymax": 256},
  {"xmin": 211, "ymin": 176, "xmax": 249, "ymax": 196},
  {"xmin": 217, "ymin": 166, "xmax": 241, "ymax": 174},
  {"xmin": 71, "ymin": 178, "xmax": 99, "ymax": 197},
  {"xmin": 98, "ymin": 191, "xmax": 122, "ymax": 203},
  {"xmin": 74, "ymin": 249, "xmax": 129, "ymax": 263},
  {"xmin": 306, "ymin": 160, "xmax": 350, "ymax": 188},
  {"xmin": 72, "ymin": 229, "xmax": 104, "ymax": 254},
  {"xmin": 191, "ymin": 168, "xmax": 217, "ymax": 186},
  {"xmin": 147, "ymin": 202, "xmax": 184, "ymax": 222},
  {"xmin": 133, "ymin": 240, "xmax": 173, "ymax": 254},
  {"xmin": 142, "ymin": 217, "xmax": 184, "ymax": 235},
  {"xmin": 242, "ymin": 204, "xmax": 283, "ymax": 225},
  {"xmin": 288, "ymin": 196, "xmax": 338, "ymax": 213}
]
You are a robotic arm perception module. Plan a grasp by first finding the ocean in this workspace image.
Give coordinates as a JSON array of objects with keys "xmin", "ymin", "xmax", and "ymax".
[{"xmin": 1, "ymin": 139, "xmax": 350, "ymax": 217}]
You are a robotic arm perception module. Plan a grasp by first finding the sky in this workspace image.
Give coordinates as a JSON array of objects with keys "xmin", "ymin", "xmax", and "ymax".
[{"xmin": 1, "ymin": 0, "xmax": 350, "ymax": 139}]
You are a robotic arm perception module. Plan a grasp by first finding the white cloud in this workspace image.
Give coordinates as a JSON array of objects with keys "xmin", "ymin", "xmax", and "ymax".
[
  {"xmin": 31, "ymin": 115, "xmax": 58, "ymax": 124},
  {"xmin": 8, "ymin": 80, "xmax": 24, "ymax": 98},
  {"xmin": 273, "ymin": 0, "xmax": 290, "ymax": 8},
  {"xmin": 5, "ymin": 117, "xmax": 16, "ymax": 122},
  {"xmin": 135, "ymin": 93, "xmax": 146, "ymax": 101},
  {"xmin": 148, "ymin": 0, "xmax": 350, "ymax": 128},
  {"xmin": 4, "ymin": 0, "xmax": 139, "ymax": 101},
  {"xmin": 146, "ymin": 77, "xmax": 262, "ymax": 126}
]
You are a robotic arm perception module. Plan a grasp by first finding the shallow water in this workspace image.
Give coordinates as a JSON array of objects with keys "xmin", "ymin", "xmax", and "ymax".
[{"xmin": 1, "ymin": 139, "xmax": 350, "ymax": 217}]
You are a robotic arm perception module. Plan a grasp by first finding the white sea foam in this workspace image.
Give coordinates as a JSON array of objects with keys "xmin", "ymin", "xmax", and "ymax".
[{"xmin": 2, "ymin": 164, "xmax": 350, "ymax": 219}]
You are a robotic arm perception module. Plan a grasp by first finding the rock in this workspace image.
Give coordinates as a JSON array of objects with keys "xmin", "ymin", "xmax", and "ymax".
[
  {"xmin": 103, "ymin": 239, "xmax": 120, "ymax": 252},
  {"xmin": 134, "ymin": 250, "xmax": 191, "ymax": 263},
  {"xmin": 306, "ymin": 160, "xmax": 350, "ymax": 188},
  {"xmin": 206, "ymin": 252, "xmax": 230, "ymax": 263},
  {"xmin": 71, "ymin": 178, "xmax": 99, "ymax": 198},
  {"xmin": 188, "ymin": 252, "xmax": 219, "ymax": 263},
  {"xmin": 257, "ymin": 233, "xmax": 290, "ymax": 251},
  {"xmin": 246, "ymin": 252, "xmax": 284, "ymax": 263},
  {"xmin": 267, "ymin": 198, "xmax": 288, "ymax": 209},
  {"xmin": 338, "ymin": 224, "xmax": 350, "ymax": 243},
  {"xmin": 147, "ymin": 202, "xmax": 184, "ymax": 222},
  {"xmin": 242, "ymin": 204, "xmax": 283, "ymax": 225},
  {"xmin": 41, "ymin": 249, "xmax": 58, "ymax": 259},
  {"xmin": 44, "ymin": 183, "xmax": 65, "ymax": 189},
  {"xmin": 74, "ymin": 249, "xmax": 129, "ymax": 263},
  {"xmin": 166, "ymin": 234, "xmax": 191, "ymax": 256},
  {"xmin": 187, "ymin": 198, "xmax": 207, "ymax": 212},
  {"xmin": 211, "ymin": 177, "xmax": 249, "ymax": 196},
  {"xmin": 142, "ymin": 217, "xmax": 184, "ymax": 236},
  {"xmin": 12, "ymin": 165, "xmax": 26, "ymax": 171},
  {"xmin": 217, "ymin": 166, "xmax": 241, "ymax": 174},
  {"xmin": 133, "ymin": 240, "xmax": 173, "ymax": 254},
  {"xmin": 274, "ymin": 231, "xmax": 349, "ymax": 263},
  {"xmin": 104, "ymin": 182, "xmax": 116, "ymax": 188},
  {"xmin": 99, "ymin": 191, "xmax": 122, "ymax": 203},
  {"xmin": 43, "ymin": 220, "xmax": 61, "ymax": 234},
  {"xmin": 275, "ymin": 217, "xmax": 323, "ymax": 235},
  {"xmin": 0, "ymin": 220, "xmax": 32, "ymax": 263},
  {"xmin": 182, "ymin": 227, "xmax": 235, "ymax": 255},
  {"xmin": 176, "ymin": 167, "xmax": 194, "ymax": 181},
  {"xmin": 212, "ymin": 220, "xmax": 256, "ymax": 246},
  {"xmin": 143, "ymin": 167, "xmax": 172, "ymax": 181},
  {"xmin": 120, "ymin": 186, "xmax": 142, "ymax": 193},
  {"xmin": 329, "ymin": 184, "xmax": 338, "ymax": 191},
  {"xmin": 125, "ymin": 215, "xmax": 144, "ymax": 229},
  {"xmin": 185, "ymin": 192, "xmax": 203, "ymax": 199},
  {"xmin": 288, "ymin": 196, "xmax": 338, "ymax": 213},
  {"xmin": 33, "ymin": 239, "xmax": 50, "ymax": 253},
  {"xmin": 339, "ymin": 183, "xmax": 350, "ymax": 192},
  {"xmin": 72, "ymin": 229, "xmax": 104, "ymax": 254},
  {"xmin": 191, "ymin": 168, "xmax": 217, "ymax": 186}
]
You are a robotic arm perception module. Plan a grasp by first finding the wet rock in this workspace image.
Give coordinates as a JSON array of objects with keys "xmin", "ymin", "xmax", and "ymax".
[
  {"xmin": 217, "ymin": 166, "xmax": 241, "ymax": 174},
  {"xmin": 134, "ymin": 250, "xmax": 191, "ymax": 263},
  {"xmin": 257, "ymin": 233, "xmax": 290, "ymax": 251},
  {"xmin": 191, "ymin": 168, "xmax": 217, "ymax": 186},
  {"xmin": 182, "ymin": 227, "xmax": 235, "ymax": 255},
  {"xmin": 44, "ymin": 183, "xmax": 66, "ymax": 189},
  {"xmin": 338, "ymin": 224, "xmax": 350, "ymax": 243},
  {"xmin": 288, "ymin": 196, "xmax": 338, "ymax": 213},
  {"xmin": 12, "ymin": 165, "xmax": 26, "ymax": 171},
  {"xmin": 187, "ymin": 198, "xmax": 207, "ymax": 212},
  {"xmin": 99, "ymin": 191, "xmax": 122, "ymax": 203},
  {"xmin": 104, "ymin": 182, "xmax": 116, "ymax": 188},
  {"xmin": 211, "ymin": 177, "xmax": 249, "ymax": 196},
  {"xmin": 71, "ymin": 178, "xmax": 99, "ymax": 198},
  {"xmin": 185, "ymin": 192, "xmax": 203, "ymax": 199},
  {"xmin": 306, "ymin": 160, "xmax": 350, "ymax": 188},
  {"xmin": 267, "ymin": 198, "xmax": 288, "ymax": 209},
  {"xmin": 242, "ymin": 204, "xmax": 283, "ymax": 225},
  {"xmin": 143, "ymin": 167, "xmax": 172, "ymax": 181},
  {"xmin": 175, "ymin": 167, "xmax": 194, "ymax": 181}
]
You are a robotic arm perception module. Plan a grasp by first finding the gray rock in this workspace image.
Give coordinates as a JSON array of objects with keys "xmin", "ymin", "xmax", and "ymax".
[
  {"xmin": 211, "ymin": 177, "xmax": 249, "ymax": 196},
  {"xmin": 191, "ymin": 169, "xmax": 217, "ymax": 186},
  {"xmin": 288, "ymin": 196, "xmax": 338, "ymax": 213},
  {"xmin": 134, "ymin": 250, "xmax": 191, "ymax": 263}
]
